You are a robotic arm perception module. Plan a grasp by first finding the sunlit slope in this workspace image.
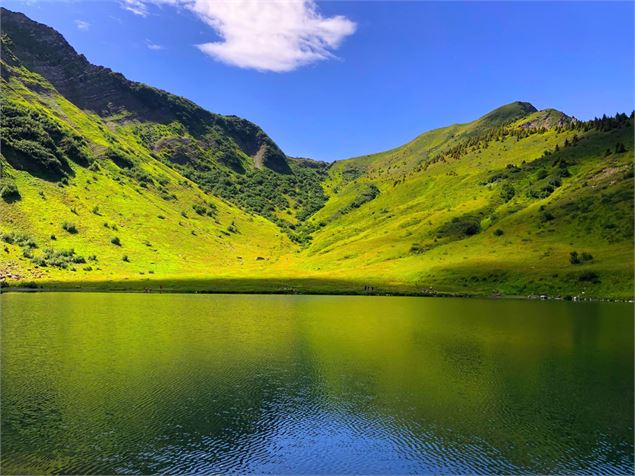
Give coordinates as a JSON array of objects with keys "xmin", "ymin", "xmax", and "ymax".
[
  {"xmin": 299, "ymin": 107, "xmax": 634, "ymax": 298},
  {"xmin": 0, "ymin": 9, "xmax": 632, "ymax": 298},
  {"xmin": 0, "ymin": 58, "xmax": 291, "ymax": 283},
  {"xmin": 0, "ymin": 7, "xmax": 329, "ymax": 235}
]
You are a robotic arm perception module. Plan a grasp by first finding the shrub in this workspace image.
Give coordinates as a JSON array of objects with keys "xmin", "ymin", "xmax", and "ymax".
[
  {"xmin": 493, "ymin": 228, "xmax": 504, "ymax": 236},
  {"xmin": 409, "ymin": 243, "xmax": 430, "ymax": 254},
  {"xmin": 1, "ymin": 232, "xmax": 37, "ymax": 249},
  {"xmin": 528, "ymin": 188, "xmax": 553, "ymax": 200},
  {"xmin": 62, "ymin": 222, "xmax": 78, "ymax": 234},
  {"xmin": 192, "ymin": 203, "xmax": 207, "ymax": 216},
  {"xmin": 437, "ymin": 215, "xmax": 482, "ymax": 239},
  {"xmin": 17, "ymin": 281, "xmax": 38, "ymax": 289},
  {"xmin": 350, "ymin": 184, "xmax": 380, "ymax": 209},
  {"xmin": 105, "ymin": 148, "xmax": 134, "ymax": 168},
  {"xmin": 541, "ymin": 185, "xmax": 555, "ymax": 195},
  {"xmin": 548, "ymin": 178, "xmax": 561, "ymax": 188},
  {"xmin": 0, "ymin": 179, "xmax": 20, "ymax": 202},
  {"xmin": 111, "ymin": 236, "xmax": 122, "ymax": 246},
  {"xmin": 570, "ymin": 251, "xmax": 594, "ymax": 265},
  {"xmin": 579, "ymin": 271, "xmax": 600, "ymax": 283},
  {"xmin": 500, "ymin": 184, "xmax": 515, "ymax": 202},
  {"xmin": 122, "ymin": 255, "xmax": 130, "ymax": 262},
  {"xmin": 465, "ymin": 223, "xmax": 480, "ymax": 236},
  {"xmin": 484, "ymin": 172, "xmax": 506, "ymax": 184},
  {"xmin": 581, "ymin": 252, "xmax": 593, "ymax": 262},
  {"xmin": 540, "ymin": 211, "xmax": 555, "ymax": 222},
  {"xmin": 34, "ymin": 248, "xmax": 86, "ymax": 269},
  {"xmin": 192, "ymin": 202, "xmax": 217, "ymax": 217}
]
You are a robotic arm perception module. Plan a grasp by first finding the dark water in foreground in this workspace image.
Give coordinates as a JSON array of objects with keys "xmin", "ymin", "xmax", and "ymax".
[{"xmin": 1, "ymin": 293, "xmax": 633, "ymax": 474}]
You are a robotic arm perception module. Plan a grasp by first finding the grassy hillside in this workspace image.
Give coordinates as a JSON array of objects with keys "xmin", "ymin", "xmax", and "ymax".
[
  {"xmin": 0, "ymin": 11, "xmax": 293, "ymax": 284},
  {"xmin": 1, "ymin": 9, "xmax": 633, "ymax": 299},
  {"xmin": 299, "ymin": 107, "xmax": 633, "ymax": 298}
]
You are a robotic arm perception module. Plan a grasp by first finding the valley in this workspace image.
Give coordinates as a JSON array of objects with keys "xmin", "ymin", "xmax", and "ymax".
[{"xmin": 1, "ymin": 8, "xmax": 633, "ymax": 299}]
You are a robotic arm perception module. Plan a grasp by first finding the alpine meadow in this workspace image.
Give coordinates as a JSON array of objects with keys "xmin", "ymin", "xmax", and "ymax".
[
  {"xmin": 2, "ymin": 3, "xmax": 635, "ymax": 475},
  {"xmin": 0, "ymin": 7, "xmax": 633, "ymax": 299}
]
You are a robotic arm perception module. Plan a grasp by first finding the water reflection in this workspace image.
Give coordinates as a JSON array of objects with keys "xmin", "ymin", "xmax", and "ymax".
[{"xmin": 1, "ymin": 293, "xmax": 632, "ymax": 474}]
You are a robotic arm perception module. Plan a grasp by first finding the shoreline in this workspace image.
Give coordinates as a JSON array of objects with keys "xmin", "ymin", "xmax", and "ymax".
[{"xmin": 1, "ymin": 283, "xmax": 632, "ymax": 303}]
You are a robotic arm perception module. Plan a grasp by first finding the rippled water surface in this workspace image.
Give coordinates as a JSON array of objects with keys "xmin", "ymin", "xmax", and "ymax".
[{"xmin": 1, "ymin": 293, "xmax": 633, "ymax": 474}]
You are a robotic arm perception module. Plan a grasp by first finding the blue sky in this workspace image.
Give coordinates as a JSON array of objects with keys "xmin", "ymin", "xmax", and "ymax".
[{"xmin": 4, "ymin": 1, "xmax": 634, "ymax": 162}]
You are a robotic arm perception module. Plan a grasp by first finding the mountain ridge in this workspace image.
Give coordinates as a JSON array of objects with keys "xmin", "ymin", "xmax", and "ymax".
[
  {"xmin": 0, "ymin": 7, "xmax": 290, "ymax": 174},
  {"xmin": 1, "ymin": 9, "xmax": 633, "ymax": 299}
]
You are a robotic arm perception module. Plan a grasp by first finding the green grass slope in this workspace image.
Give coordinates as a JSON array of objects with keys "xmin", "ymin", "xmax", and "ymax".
[
  {"xmin": 0, "ymin": 7, "xmax": 329, "ymax": 233},
  {"xmin": 297, "ymin": 109, "xmax": 634, "ymax": 299},
  {"xmin": 0, "ymin": 9, "xmax": 633, "ymax": 299},
  {"xmin": 0, "ymin": 36, "xmax": 292, "ymax": 284}
]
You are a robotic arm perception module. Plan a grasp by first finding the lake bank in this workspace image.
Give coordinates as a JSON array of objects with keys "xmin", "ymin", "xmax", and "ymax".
[{"xmin": 1, "ymin": 277, "xmax": 632, "ymax": 302}]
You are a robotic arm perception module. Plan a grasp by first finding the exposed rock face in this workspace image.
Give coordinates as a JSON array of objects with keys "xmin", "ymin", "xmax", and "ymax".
[
  {"xmin": 0, "ymin": 7, "xmax": 290, "ymax": 173},
  {"xmin": 518, "ymin": 109, "xmax": 575, "ymax": 129}
]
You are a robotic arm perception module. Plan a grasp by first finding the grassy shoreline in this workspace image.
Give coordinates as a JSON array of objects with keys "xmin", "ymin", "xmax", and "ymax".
[{"xmin": 2, "ymin": 278, "xmax": 632, "ymax": 303}]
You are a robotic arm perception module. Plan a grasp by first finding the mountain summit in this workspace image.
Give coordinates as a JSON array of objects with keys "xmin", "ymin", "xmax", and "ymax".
[{"xmin": 479, "ymin": 101, "xmax": 538, "ymax": 126}]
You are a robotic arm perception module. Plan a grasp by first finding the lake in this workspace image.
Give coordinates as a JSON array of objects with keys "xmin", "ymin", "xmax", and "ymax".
[{"xmin": 1, "ymin": 293, "xmax": 632, "ymax": 474}]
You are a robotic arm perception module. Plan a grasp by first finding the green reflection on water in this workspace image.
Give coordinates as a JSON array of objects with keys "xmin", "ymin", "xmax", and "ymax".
[{"xmin": 1, "ymin": 293, "xmax": 633, "ymax": 474}]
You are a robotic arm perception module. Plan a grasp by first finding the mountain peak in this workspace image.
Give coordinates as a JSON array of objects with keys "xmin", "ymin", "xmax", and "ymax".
[{"xmin": 479, "ymin": 101, "xmax": 538, "ymax": 126}]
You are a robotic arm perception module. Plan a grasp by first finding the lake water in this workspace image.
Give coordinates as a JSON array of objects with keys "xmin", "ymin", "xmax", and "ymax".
[{"xmin": 1, "ymin": 293, "xmax": 633, "ymax": 474}]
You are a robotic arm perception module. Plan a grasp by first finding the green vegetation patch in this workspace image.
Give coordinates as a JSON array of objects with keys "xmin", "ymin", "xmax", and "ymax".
[{"xmin": 1, "ymin": 98, "xmax": 91, "ymax": 179}]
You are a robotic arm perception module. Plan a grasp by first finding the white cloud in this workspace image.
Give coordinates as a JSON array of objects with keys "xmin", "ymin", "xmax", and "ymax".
[
  {"xmin": 74, "ymin": 19, "xmax": 90, "ymax": 31},
  {"xmin": 122, "ymin": 0, "xmax": 179, "ymax": 17},
  {"xmin": 122, "ymin": 0, "xmax": 149, "ymax": 17},
  {"xmin": 146, "ymin": 39, "xmax": 164, "ymax": 50},
  {"xmin": 191, "ymin": 0, "xmax": 356, "ymax": 72},
  {"xmin": 121, "ymin": 0, "xmax": 356, "ymax": 72}
]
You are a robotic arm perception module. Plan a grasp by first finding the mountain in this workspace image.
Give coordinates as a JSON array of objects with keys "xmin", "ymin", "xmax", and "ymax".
[
  {"xmin": 1, "ymin": 8, "xmax": 289, "ymax": 172},
  {"xmin": 1, "ymin": 9, "xmax": 633, "ymax": 299}
]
